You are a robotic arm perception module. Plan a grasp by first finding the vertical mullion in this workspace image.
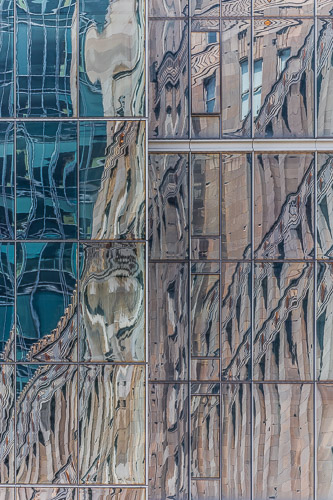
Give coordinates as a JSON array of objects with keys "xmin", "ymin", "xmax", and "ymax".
[
  {"xmin": 313, "ymin": 149, "xmax": 318, "ymax": 500},
  {"xmin": 188, "ymin": 149, "xmax": 192, "ymax": 500}
]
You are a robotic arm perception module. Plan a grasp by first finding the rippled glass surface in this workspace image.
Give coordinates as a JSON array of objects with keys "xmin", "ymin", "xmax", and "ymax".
[
  {"xmin": 318, "ymin": 19, "xmax": 333, "ymax": 137},
  {"xmin": 0, "ymin": 0, "xmax": 13, "ymax": 117},
  {"xmin": 0, "ymin": 364, "xmax": 14, "ymax": 483},
  {"xmin": 149, "ymin": 0, "xmax": 188, "ymax": 17},
  {"xmin": 0, "ymin": 243, "xmax": 14, "ymax": 360},
  {"xmin": 16, "ymin": 242, "xmax": 77, "ymax": 362},
  {"xmin": 79, "ymin": 121, "xmax": 145, "ymax": 240},
  {"xmin": 79, "ymin": 0, "xmax": 145, "ymax": 117},
  {"xmin": 16, "ymin": 121, "xmax": 77, "ymax": 240},
  {"xmin": 0, "ymin": 122, "xmax": 14, "ymax": 239},
  {"xmin": 16, "ymin": 0, "xmax": 76, "ymax": 117}
]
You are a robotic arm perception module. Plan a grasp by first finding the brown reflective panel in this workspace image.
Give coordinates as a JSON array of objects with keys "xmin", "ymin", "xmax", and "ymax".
[
  {"xmin": 317, "ymin": 385, "xmax": 333, "ymax": 500},
  {"xmin": 254, "ymin": 0, "xmax": 314, "ymax": 16},
  {"xmin": 317, "ymin": 263, "xmax": 333, "ymax": 380}
]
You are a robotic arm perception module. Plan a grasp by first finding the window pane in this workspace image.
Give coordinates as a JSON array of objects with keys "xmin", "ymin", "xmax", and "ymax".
[{"xmin": 0, "ymin": 0, "xmax": 13, "ymax": 117}]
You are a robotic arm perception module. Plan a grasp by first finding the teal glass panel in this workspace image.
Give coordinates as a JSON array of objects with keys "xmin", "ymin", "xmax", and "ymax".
[
  {"xmin": 0, "ymin": 243, "xmax": 14, "ymax": 360},
  {"xmin": 16, "ymin": 242, "xmax": 77, "ymax": 362},
  {"xmin": 0, "ymin": 122, "xmax": 14, "ymax": 239},
  {"xmin": 16, "ymin": 121, "xmax": 77, "ymax": 240},
  {"xmin": 0, "ymin": 0, "xmax": 13, "ymax": 116},
  {"xmin": 16, "ymin": 0, "xmax": 77, "ymax": 117}
]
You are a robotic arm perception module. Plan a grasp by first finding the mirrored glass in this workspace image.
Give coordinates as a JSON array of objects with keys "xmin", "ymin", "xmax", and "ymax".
[
  {"xmin": 191, "ymin": 395, "xmax": 220, "ymax": 478},
  {"xmin": 16, "ymin": 242, "xmax": 77, "ymax": 362},
  {"xmin": 254, "ymin": 153, "xmax": 314, "ymax": 260},
  {"xmin": 191, "ymin": 19, "xmax": 220, "ymax": 32},
  {"xmin": 221, "ymin": 0, "xmax": 251, "ymax": 16},
  {"xmin": 79, "ymin": 365, "xmax": 145, "ymax": 485},
  {"xmin": 17, "ymin": 489, "xmax": 77, "ymax": 500},
  {"xmin": 318, "ymin": 20, "xmax": 333, "ymax": 137},
  {"xmin": 192, "ymin": 154, "xmax": 219, "ymax": 236},
  {"xmin": 16, "ymin": 364, "xmax": 77, "ymax": 484},
  {"xmin": 0, "ymin": 489, "xmax": 14, "ymax": 500},
  {"xmin": 0, "ymin": 243, "xmax": 14, "ymax": 360},
  {"xmin": 191, "ymin": 0, "xmax": 220, "ymax": 17},
  {"xmin": 191, "ymin": 237, "xmax": 220, "ymax": 260},
  {"xmin": 191, "ymin": 32, "xmax": 220, "ymax": 115},
  {"xmin": 191, "ymin": 359, "xmax": 220, "ymax": 380},
  {"xmin": 16, "ymin": 121, "xmax": 77, "ymax": 240},
  {"xmin": 149, "ymin": 153, "xmax": 189, "ymax": 259},
  {"xmin": 79, "ymin": 121, "xmax": 145, "ymax": 240},
  {"xmin": 149, "ymin": 20, "xmax": 189, "ymax": 138},
  {"xmin": 222, "ymin": 20, "xmax": 251, "ymax": 138},
  {"xmin": 221, "ymin": 263, "xmax": 251, "ymax": 381},
  {"xmin": 317, "ymin": 154, "xmax": 333, "ymax": 258},
  {"xmin": 317, "ymin": 384, "xmax": 333, "ymax": 500},
  {"xmin": 221, "ymin": 384, "xmax": 251, "ymax": 500},
  {"xmin": 254, "ymin": 0, "xmax": 314, "ymax": 16},
  {"xmin": 149, "ymin": 383, "xmax": 189, "ymax": 499},
  {"xmin": 0, "ymin": 0, "xmax": 13, "ymax": 116},
  {"xmin": 79, "ymin": 490, "xmax": 145, "ymax": 500},
  {"xmin": 79, "ymin": 243, "xmax": 145, "ymax": 362},
  {"xmin": 191, "ymin": 480, "xmax": 220, "ymax": 499},
  {"xmin": 317, "ymin": 262, "xmax": 333, "ymax": 380},
  {"xmin": 16, "ymin": 0, "xmax": 77, "ymax": 117},
  {"xmin": 191, "ymin": 115, "xmax": 220, "ymax": 138},
  {"xmin": 191, "ymin": 383, "xmax": 220, "ymax": 394},
  {"xmin": 253, "ymin": 18, "xmax": 314, "ymax": 138},
  {"xmin": 149, "ymin": 0, "xmax": 188, "ymax": 17},
  {"xmin": 79, "ymin": 0, "xmax": 145, "ymax": 117},
  {"xmin": 253, "ymin": 383, "xmax": 314, "ymax": 500},
  {"xmin": 0, "ymin": 122, "xmax": 14, "ymax": 239},
  {"xmin": 318, "ymin": 0, "xmax": 333, "ymax": 15},
  {"xmin": 253, "ymin": 262, "xmax": 314, "ymax": 381},
  {"xmin": 0, "ymin": 364, "xmax": 14, "ymax": 483},
  {"xmin": 149, "ymin": 262, "xmax": 188, "ymax": 381},
  {"xmin": 191, "ymin": 274, "xmax": 220, "ymax": 357},
  {"xmin": 222, "ymin": 153, "xmax": 251, "ymax": 260}
]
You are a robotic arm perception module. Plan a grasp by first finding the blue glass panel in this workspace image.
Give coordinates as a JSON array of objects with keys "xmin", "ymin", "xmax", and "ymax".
[
  {"xmin": 79, "ymin": 120, "xmax": 145, "ymax": 240},
  {"xmin": 0, "ymin": 0, "xmax": 13, "ymax": 116},
  {"xmin": 0, "ymin": 243, "xmax": 14, "ymax": 360},
  {"xmin": 16, "ymin": 242, "xmax": 77, "ymax": 362},
  {"xmin": 0, "ymin": 122, "xmax": 14, "ymax": 239},
  {"xmin": 16, "ymin": 0, "xmax": 77, "ymax": 117},
  {"xmin": 16, "ymin": 121, "xmax": 77, "ymax": 240},
  {"xmin": 79, "ymin": 0, "xmax": 145, "ymax": 117}
]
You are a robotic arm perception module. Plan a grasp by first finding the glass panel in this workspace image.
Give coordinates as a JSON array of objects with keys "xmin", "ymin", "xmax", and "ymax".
[
  {"xmin": 16, "ymin": 121, "xmax": 77, "ymax": 240},
  {"xmin": 79, "ymin": 242, "xmax": 145, "ymax": 362},
  {"xmin": 221, "ymin": 384, "xmax": 251, "ymax": 500},
  {"xmin": 79, "ymin": 365, "xmax": 145, "ymax": 484},
  {"xmin": 253, "ymin": 262, "xmax": 314, "ymax": 381},
  {"xmin": 192, "ymin": 383, "xmax": 220, "ymax": 394},
  {"xmin": 149, "ymin": 0, "xmax": 188, "ymax": 17},
  {"xmin": 79, "ymin": 0, "xmax": 145, "ymax": 117},
  {"xmin": 0, "ymin": 0, "xmax": 13, "ymax": 116},
  {"xmin": 16, "ymin": 364, "xmax": 77, "ymax": 484},
  {"xmin": 318, "ymin": 0, "xmax": 333, "ymax": 15},
  {"xmin": 79, "ymin": 121, "xmax": 145, "ymax": 240},
  {"xmin": 0, "ymin": 122, "xmax": 14, "ymax": 239},
  {"xmin": 17, "ymin": 489, "xmax": 77, "ymax": 500},
  {"xmin": 253, "ymin": 383, "xmax": 314, "ymax": 499},
  {"xmin": 191, "ymin": 0, "xmax": 220, "ymax": 16},
  {"xmin": 317, "ymin": 385, "xmax": 333, "ymax": 500},
  {"xmin": 254, "ymin": 153, "xmax": 314, "ymax": 260},
  {"xmin": 192, "ymin": 154, "xmax": 219, "ymax": 236},
  {"xmin": 149, "ymin": 262, "xmax": 188, "ymax": 381},
  {"xmin": 0, "ymin": 489, "xmax": 14, "ymax": 500},
  {"xmin": 191, "ymin": 116, "xmax": 220, "ymax": 138},
  {"xmin": 79, "ymin": 490, "xmax": 145, "ymax": 500},
  {"xmin": 221, "ymin": 0, "xmax": 251, "ymax": 16},
  {"xmin": 222, "ymin": 20, "xmax": 251, "ymax": 138},
  {"xmin": 221, "ymin": 263, "xmax": 251, "ymax": 381},
  {"xmin": 317, "ymin": 262, "xmax": 333, "ymax": 380},
  {"xmin": 191, "ymin": 359, "xmax": 220, "ymax": 381},
  {"xmin": 318, "ymin": 154, "xmax": 333, "ymax": 258},
  {"xmin": 222, "ymin": 153, "xmax": 251, "ymax": 260},
  {"xmin": 253, "ymin": 18, "xmax": 314, "ymax": 138},
  {"xmin": 191, "ymin": 395, "xmax": 220, "ymax": 478},
  {"xmin": 318, "ymin": 19, "xmax": 333, "ymax": 137},
  {"xmin": 191, "ymin": 274, "xmax": 220, "ymax": 357},
  {"xmin": 191, "ymin": 238, "xmax": 220, "ymax": 260},
  {"xmin": 254, "ymin": 0, "xmax": 314, "ymax": 16},
  {"xmin": 0, "ymin": 243, "xmax": 14, "ymax": 360},
  {"xmin": 16, "ymin": 242, "xmax": 77, "ymax": 362},
  {"xmin": 149, "ymin": 20, "xmax": 189, "ymax": 139},
  {"xmin": 192, "ymin": 262, "xmax": 220, "ymax": 274},
  {"xmin": 149, "ymin": 154, "xmax": 189, "ymax": 259},
  {"xmin": 191, "ymin": 32, "xmax": 220, "ymax": 114},
  {"xmin": 16, "ymin": 0, "xmax": 76, "ymax": 117},
  {"xmin": 191, "ymin": 480, "xmax": 220, "ymax": 499},
  {"xmin": 149, "ymin": 383, "xmax": 189, "ymax": 499},
  {"xmin": 192, "ymin": 19, "xmax": 220, "ymax": 32},
  {"xmin": 0, "ymin": 364, "xmax": 14, "ymax": 483}
]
